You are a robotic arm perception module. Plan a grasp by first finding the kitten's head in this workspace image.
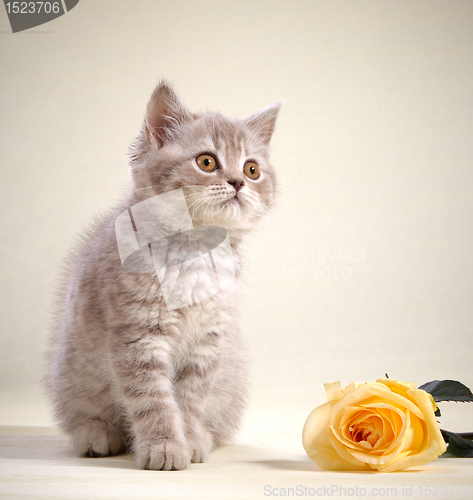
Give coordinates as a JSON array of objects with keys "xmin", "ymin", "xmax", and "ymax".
[{"xmin": 129, "ymin": 81, "xmax": 280, "ymax": 238}]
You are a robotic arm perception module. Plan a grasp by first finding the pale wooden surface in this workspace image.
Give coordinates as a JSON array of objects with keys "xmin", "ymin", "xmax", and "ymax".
[{"xmin": 0, "ymin": 424, "xmax": 472, "ymax": 500}]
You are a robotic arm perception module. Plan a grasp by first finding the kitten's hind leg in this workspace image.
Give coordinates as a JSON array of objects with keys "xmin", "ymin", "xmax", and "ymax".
[{"xmin": 71, "ymin": 419, "xmax": 126, "ymax": 458}]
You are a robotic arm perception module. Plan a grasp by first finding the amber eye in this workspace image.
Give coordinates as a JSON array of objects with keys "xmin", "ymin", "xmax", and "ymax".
[
  {"xmin": 196, "ymin": 154, "xmax": 217, "ymax": 172},
  {"xmin": 244, "ymin": 161, "xmax": 260, "ymax": 180}
]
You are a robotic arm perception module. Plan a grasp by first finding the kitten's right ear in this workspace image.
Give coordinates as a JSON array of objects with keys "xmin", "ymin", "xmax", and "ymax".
[{"xmin": 144, "ymin": 80, "xmax": 191, "ymax": 147}]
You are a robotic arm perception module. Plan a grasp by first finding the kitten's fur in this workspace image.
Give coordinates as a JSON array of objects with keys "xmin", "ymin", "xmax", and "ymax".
[{"xmin": 45, "ymin": 81, "xmax": 280, "ymax": 470}]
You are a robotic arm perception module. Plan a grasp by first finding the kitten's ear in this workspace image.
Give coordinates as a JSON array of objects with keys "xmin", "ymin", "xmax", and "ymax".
[
  {"xmin": 144, "ymin": 80, "xmax": 191, "ymax": 147},
  {"xmin": 245, "ymin": 102, "xmax": 281, "ymax": 146}
]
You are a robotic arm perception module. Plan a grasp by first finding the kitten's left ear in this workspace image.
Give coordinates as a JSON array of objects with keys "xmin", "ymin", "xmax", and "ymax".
[
  {"xmin": 144, "ymin": 80, "xmax": 192, "ymax": 147},
  {"xmin": 245, "ymin": 102, "xmax": 281, "ymax": 146}
]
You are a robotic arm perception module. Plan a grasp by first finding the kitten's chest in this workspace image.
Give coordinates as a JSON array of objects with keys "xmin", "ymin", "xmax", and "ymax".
[
  {"xmin": 169, "ymin": 301, "xmax": 229, "ymax": 370},
  {"xmin": 155, "ymin": 232, "xmax": 238, "ymax": 312},
  {"xmin": 125, "ymin": 244, "xmax": 241, "ymax": 364}
]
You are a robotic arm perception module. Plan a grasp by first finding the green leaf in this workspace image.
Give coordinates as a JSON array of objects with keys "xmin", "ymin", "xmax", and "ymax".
[
  {"xmin": 446, "ymin": 432, "xmax": 473, "ymax": 458},
  {"xmin": 418, "ymin": 380, "xmax": 473, "ymax": 402}
]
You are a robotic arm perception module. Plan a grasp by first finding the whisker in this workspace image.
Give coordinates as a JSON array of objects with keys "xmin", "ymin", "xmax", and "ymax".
[
  {"xmin": 277, "ymin": 160, "xmax": 304, "ymax": 192},
  {"xmin": 133, "ymin": 184, "xmax": 161, "ymax": 193},
  {"xmin": 202, "ymin": 196, "xmax": 215, "ymax": 225},
  {"xmin": 180, "ymin": 196, "xmax": 203, "ymax": 233},
  {"xmin": 195, "ymin": 196, "xmax": 214, "ymax": 225}
]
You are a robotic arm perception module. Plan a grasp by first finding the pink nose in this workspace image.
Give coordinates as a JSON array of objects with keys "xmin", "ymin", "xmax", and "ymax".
[{"xmin": 227, "ymin": 179, "xmax": 244, "ymax": 192}]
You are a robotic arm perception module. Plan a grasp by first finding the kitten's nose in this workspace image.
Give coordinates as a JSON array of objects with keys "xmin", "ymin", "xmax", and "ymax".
[{"xmin": 227, "ymin": 179, "xmax": 244, "ymax": 192}]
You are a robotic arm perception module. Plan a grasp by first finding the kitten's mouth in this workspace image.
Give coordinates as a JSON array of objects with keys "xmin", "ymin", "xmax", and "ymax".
[
  {"xmin": 222, "ymin": 195, "xmax": 240, "ymax": 207},
  {"xmin": 222, "ymin": 194, "xmax": 241, "ymax": 208}
]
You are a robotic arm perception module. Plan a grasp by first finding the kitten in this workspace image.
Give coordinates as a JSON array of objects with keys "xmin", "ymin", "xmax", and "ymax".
[{"xmin": 44, "ymin": 81, "xmax": 280, "ymax": 470}]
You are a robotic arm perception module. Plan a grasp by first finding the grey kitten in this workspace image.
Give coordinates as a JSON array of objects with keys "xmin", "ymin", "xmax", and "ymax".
[{"xmin": 44, "ymin": 81, "xmax": 280, "ymax": 470}]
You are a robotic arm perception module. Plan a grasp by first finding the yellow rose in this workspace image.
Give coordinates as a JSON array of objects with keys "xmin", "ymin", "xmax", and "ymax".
[{"xmin": 302, "ymin": 379, "xmax": 446, "ymax": 472}]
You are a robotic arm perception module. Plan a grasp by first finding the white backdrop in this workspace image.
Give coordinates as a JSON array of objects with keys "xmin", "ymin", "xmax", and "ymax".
[{"xmin": 1, "ymin": 0, "xmax": 472, "ymax": 431}]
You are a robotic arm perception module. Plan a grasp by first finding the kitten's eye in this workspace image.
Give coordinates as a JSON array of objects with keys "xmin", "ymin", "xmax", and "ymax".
[
  {"xmin": 244, "ymin": 161, "xmax": 260, "ymax": 180},
  {"xmin": 196, "ymin": 154, "xmax": 217, "ymax": 172}
]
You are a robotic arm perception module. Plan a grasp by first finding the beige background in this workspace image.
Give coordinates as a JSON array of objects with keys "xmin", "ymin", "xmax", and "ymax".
[{"xmin": 1, "ymin": 0, "xmax": 473, "ymax": 434}]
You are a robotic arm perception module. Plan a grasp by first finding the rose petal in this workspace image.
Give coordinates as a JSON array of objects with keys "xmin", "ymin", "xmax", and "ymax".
[
  {"xmin": 359, "ymin": 405, "xmax": 405, "ymax": 451},
  {"xmin": 338, "ymin": 408, "xmax": 414, "ymax": 466},
  {"xmin": 373, "ymin": 450, "xmax": 413, "ymax": 471},
  {"xmin": 347, "ymin": 412, "xmax": 411, "ymax": 466},
  {"xmin": 330, "ymin": 384, "xmax": 424, "ymax": 427},
  {"xmin": 373, "ymin": 408, "xmax": 398, "ymax": 449},
  {"xmin": 327, "ymin": 427, "xmax": 374, "ymax": 469},
  {"xmin": 334, "ymin": 402, "xmax": 407, "ymax": 455},
  {"xmin": 374, "ymin": 408, "xmax": 409, "ymax": 454},
  {"xmin": 373, "ymin": 389, "xmax": 446, "ymax": 472},
  {"xmin": 303, "ymin": 400, "xmax": 370, "ymax": 471},
  {"xmin": 400, "ymin": 412, "xmax": 425, "ymax": 453},
  {"xmin": 325, "ymin": 381, "xmax": 343, "ymax": 401},
  {"xmin": 377, "ymin": 379, "xmax": 439, "ymax": 415},
  {"xmin": 342, "ymin": 382, "xmax": 365, "ymax": 395},
  {"xmin": 339, "ymin": 406, "xmax": 377, "ymax": 450},
  {"xmin": 340, "ymin": 409, "xmax": 385, "ymax": 451},
  {"xmin": 376, "ymin": 378, "xmax": 416, "ymax": 395},
  {"xmin": 370, "ymin": 415, "xmax": 386, "ymax": 447}
]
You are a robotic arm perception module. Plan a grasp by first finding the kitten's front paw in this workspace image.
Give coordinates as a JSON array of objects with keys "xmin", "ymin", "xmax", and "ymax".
[
  {"xmin": 135, "ymin": 439, "xmax": 191, "ymax": 471},
  {"xmin": 187, "ymin": 426, "xmax": 213, "ymax": 464}
]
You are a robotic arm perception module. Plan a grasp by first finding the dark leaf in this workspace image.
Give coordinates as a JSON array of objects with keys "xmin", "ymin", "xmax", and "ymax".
[
  {"xmin": 440, "ymin": 429, "xmax": 473, "ymax": 443},
  {"xmin": 435, "ymin": 407, "xmax": 441, "ymax": 417},
  {"xmin": 446, "ymin": 432, "xmax": 473, "ymax": 458},
  {"xmin": 418, "ymin": 380, "xmax": 473, "ymax": 402}
]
